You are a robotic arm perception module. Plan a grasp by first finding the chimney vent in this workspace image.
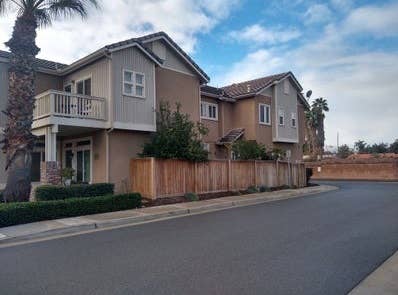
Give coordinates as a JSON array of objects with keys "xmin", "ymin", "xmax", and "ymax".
[{"xmin": 247, "ymin": 84, "xmax": 251, "ymax": 92}]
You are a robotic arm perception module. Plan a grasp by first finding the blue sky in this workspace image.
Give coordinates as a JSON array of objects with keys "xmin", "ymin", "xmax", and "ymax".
[{"xmin": 1, "ymin": 0, "xmax": 397, "ymax": 147}]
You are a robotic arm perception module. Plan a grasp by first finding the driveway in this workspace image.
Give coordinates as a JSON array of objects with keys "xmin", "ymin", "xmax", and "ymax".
[{"xmin": 0, "ymin": 181, "xmax": 397, "ymax": 295}]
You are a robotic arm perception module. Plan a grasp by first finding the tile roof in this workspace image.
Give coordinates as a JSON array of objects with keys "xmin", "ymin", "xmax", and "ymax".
[
  {"xmin": 222, "ymin": 72, "xmax": 289, "ymax": 97},
  {"xmin": 217, "ymin": 128, "xmax": 245, "ymax": 145},
  {"xmin": 0, "ymin": 50, "xmax": 67, "ymax": 71}
]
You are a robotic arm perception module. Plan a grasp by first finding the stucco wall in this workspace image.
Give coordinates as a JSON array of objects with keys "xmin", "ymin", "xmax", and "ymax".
[
  {"xmin": 108, "ymin": 130, "xmax": 151, "ymax": 193},
  {"xmin": 306, "ymin": 160, "xmax": 398, "ymax": 181},
  {"xmin": 36, "ymin": 72, "xmax": 63, "ymax": 95},
  {"xmin": 255, "ymin": 95, "xmax": 273, "ymax": 147},
  {"xmin": 156, "ymin": 67, "xmax": 201, "ymax": 122}
]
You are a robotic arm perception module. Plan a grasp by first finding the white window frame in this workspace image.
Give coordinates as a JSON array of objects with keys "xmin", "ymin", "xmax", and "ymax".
[
  {"xmin": 63, "ymin": 83, "xmax": 72, "ymax": 93},
  {"xmin": 62, "ymin": 137, "xmax": 93, "ymax": 184},
  {"xmin": 122, "ymin": 69, "xmax": 146, "ymax": 98},
  {"xmin": 291, "ymin": 112, "xmax": 297, "ymax": 128},
  {"xmin": 283, "ymin": 79, "xmax": 290, "ymax": 95},
  {"xmin": 259, "ymin": 103, "xmax": 271, "ymax": 125},
  {"xmin": 278, "ymin": 109, "xmax": 285, "ymax": 126},
  {"xmin": 200, "ymin": 101, "xmax": 218, "ymax": 121},
  {"xmin": 75, "ymin": 75, "xmax": 92, "ymax": 96}
]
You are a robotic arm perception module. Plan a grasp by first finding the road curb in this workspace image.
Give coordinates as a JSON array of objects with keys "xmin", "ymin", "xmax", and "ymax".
[{"xmin": 0, "ymin": 185, "xmax": 338, "ymax": 246}]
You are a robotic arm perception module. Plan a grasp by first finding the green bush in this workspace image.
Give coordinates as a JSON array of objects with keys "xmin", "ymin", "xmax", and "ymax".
[
  {"xmin": 35, "ymin": 183, "xmax": 115, "ymax": 201},
  {"xmin": 259, "ymin": 185, "xmax": 271, "ymax": 193},
  {"xmin": 246, "ymin": 186, "xmax": 259, "ymax": 194},
  {"xmin": 184, "ymin": 192, "xmax": 199, "ymax": 202},
  {"xmin": 0, "ymin": 193, "xmax": 141, "ymax": 228}
]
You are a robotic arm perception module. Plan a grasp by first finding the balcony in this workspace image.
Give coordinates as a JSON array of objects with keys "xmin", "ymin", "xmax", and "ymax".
[{"xmin": 33, "ymin": 90, "xmax": 108, "ymax": 129}]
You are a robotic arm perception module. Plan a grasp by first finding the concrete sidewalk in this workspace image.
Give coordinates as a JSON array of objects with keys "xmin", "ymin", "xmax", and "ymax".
[
  {"xmin": 0, "ymin": 185, "xmax": 337, "ymax": 246},
  {"xmin": 349, "ymin": 250, "xmax": 398, "ymax": 295}
]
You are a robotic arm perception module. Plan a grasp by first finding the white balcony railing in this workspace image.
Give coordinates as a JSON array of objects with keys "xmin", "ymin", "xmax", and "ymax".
[{"xmin": 34, "ymin": 90, "xmax": 107, "ymax": 121}]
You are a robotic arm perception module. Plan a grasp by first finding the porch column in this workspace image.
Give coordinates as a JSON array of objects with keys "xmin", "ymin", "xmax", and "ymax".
[
  {"xmin": 45, "ymin": 125, "xmax": 58, "ymax": 162},
  {"xmin": 41, "ymin": 125, "xmax": 61, "ymax": 185}
]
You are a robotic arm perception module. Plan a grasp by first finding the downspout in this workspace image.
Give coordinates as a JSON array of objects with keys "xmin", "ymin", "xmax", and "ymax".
[{"xmin": 104, "ymin": 50, "xmax": 113, "ymax": 183}]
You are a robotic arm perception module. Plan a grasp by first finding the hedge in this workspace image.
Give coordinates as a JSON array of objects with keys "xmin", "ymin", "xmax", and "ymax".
[
  {"xmin": 0, "ymin": 193, "xmax": 141, "ymax": 228},
  {"xmin": 35, "ymin": 183, "xmax": 115, "ymax": 201}
]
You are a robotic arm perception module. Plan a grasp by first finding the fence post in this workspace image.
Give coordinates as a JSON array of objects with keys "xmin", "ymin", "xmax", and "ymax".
[
  {"xmin": 254, "ymin": 160, "xmax": 257, "ymax": 187},
  {"xmin": 276, "ymin": 160, "xmax": 279, "ymax": 187},
  {"xmin": 194, "ymin": 162, "xmax": 198, "ymax": 194},
  {"xmin": 150, "ymin": 157, "xmax": 156, "ymax": 199},
  {"xmin": 228, "ymin": 160, "xmax": 232, "ymax": 191}
]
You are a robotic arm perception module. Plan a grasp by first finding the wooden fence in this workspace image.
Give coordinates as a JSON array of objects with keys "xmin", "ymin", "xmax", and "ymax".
[{"xmin": 130, "ymin": 158, "xmax": 306, "ymax": 199}]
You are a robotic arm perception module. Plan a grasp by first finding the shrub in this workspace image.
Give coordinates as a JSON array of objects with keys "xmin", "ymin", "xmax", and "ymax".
[
  {"xmin": 259, "ymin": 185, "xmax": 271, "ymax": 193},
  {"xmin": 141, "ymin": 102, "xmax": 209, "ymax": 162},
  {"xmin": 246, "ymin": 185, "xmax": 259, "ymax": 194},
  {"xmin": 306, "ymin": 168, "xmax": 313, "ymax": 185},
  {"xmin": 0, "ymin": 193, "xmax": 141, "ymax": 228},
  {"xmin": 35, "ymin": 183, "xmax": 115, "ymax": 201},
  {"xmin": 184, "ymin": 192, "xmax": 199, "ymax": 202}
]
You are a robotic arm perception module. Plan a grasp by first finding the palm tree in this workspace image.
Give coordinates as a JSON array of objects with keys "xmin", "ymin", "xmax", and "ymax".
[
  {"xmin": 311, "ymin": 97, "xmax": 329, "ymax": 157},
  {"xmin": 0, "ymin": 0, "xmax": 99, "ymax": 202},
  {"xmin": 304, "ymin": 109, "xmax": 318, "ymax": 157}
]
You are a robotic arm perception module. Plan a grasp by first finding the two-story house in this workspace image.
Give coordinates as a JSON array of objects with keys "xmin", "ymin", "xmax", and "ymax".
[
  {"xmin": 0, "ymin": 32, "xmax": 209, "ymax": 191},
  {"xmin": 200, "ymin": 72, "xmax": 310, "ymax": 162}
]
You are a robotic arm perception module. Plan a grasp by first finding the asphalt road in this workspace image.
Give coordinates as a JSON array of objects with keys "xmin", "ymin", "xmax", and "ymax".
[{"xmin": 1, "ymin": 181, "xmax": 398, "ymax": 295}]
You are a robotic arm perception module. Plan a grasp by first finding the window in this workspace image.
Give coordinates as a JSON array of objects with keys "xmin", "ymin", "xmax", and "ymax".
[
  {"xmin": 283, "ymin": 79, "xmax": 290, "ymax": 95},
  {"xmin": 76, "ymin": 78, "xmax": 91, "ymax": 96},
  {"xmin": 64, "ymin": 84, "xmax": 72, "ymax": 93},
  {"xmin": 202, "ymin": 143, "xmax": 210, "ymax": 152},
  {"xmin": 291, "ymin": 112, "xmax": 297, "ymax": 128},
  {"xmin": 259, "ymin": 103, "xmax": 271, "ymax": 125},
  {"xmin": 278, "ymin": 109, "xmax": 285, "ymax": 126},
  {"xmin": 200, "ymin": 101, "xmax": 218, "ymax": 120},
  {"xmin": 123, "ymin": 69, "xmax": 145, "ymax": 98}
]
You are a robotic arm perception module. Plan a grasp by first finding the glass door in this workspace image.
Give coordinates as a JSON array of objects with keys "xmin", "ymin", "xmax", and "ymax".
[
  {"xmin": 76, "ymin": 149, "xmax": 91, "ymax": 183},
  {"xmin": 63, "ymin": 139, "xmax": 92, "ymax": 184}
]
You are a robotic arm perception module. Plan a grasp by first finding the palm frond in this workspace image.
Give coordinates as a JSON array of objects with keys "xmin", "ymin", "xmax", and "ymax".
[{"xmin": 46, "ymin": 0, "xmax": 98, "ymax": 20}]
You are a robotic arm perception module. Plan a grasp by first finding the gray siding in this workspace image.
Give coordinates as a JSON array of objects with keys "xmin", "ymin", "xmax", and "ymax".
[
  {"xmin": 112, "ymin": 46, "xmax": 156, "ymax": 128},
  {"xmin": 274, "ymin": 78, "xmax": 299, "ymax": 143},
  {"xmin": 147, "ymin": 40, "xmax": 196, "ymax": 76},
  {"xmin": 63, "ymin": 57, "xmax": 110, "ymax": 99}
]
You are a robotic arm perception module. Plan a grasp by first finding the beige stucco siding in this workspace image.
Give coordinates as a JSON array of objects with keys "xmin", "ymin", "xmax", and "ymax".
[
  {"xmin": 255, "ymin": 95, "xmax": 273, "ymax": 147},
  {"xmin": 112, "ymin": 47, "xmax": 156, "ymax": 129},
  {"xmin": 232, "ymin": 98, "xmax": 256, "ymax": 140},
  {"xmin": 156, "ymin": 67, "xmax": 200, "ymax": 122},
  {"xmin": 108, "ymin": 130, "xmax": 151, "ymax": 192},
  {"xmin": 63, "ymin": 57, "xmax": 109, "ymax": 99},
  {"xmin": 201, "ymin": 96, "xmax": 221, "ymax": 143}
]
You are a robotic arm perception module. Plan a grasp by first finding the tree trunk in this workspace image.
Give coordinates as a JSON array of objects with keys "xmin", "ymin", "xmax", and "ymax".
[{"xmin": 2, "ymin": 14, "xmax": 39, "ymax": 202}]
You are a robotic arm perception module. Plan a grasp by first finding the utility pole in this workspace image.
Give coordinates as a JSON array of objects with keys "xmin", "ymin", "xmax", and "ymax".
[{"xmin": 337, "ymin": 132, "xmax": 340, "ymax": 150}]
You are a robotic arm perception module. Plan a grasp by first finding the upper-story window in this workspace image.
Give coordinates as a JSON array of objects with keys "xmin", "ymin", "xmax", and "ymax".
[
  {"xmin": 278, "ymin": 109, "xmax": 285, "ymax": 126},
  {"xmin": 200, "ymin": 101, "xmax": 218, "ymax": 120},
  {"xmin": 259, "ymin": 103, "xmax": 271, "ymax": 125},
  {"xmin": 123, "ymin": 69, "xmax": 145, "ymax": 98},
  {"xmin": 283, "ymin": 79, "xmax": 290, "ymax": 95},
  {"xmin": 291, "ymin": 112, "xmax": 297, "ymax": 128},
  {"xmin": 76, "ymin": 78, "xmax": 91, "ymax": 96},
  {"xmin": 64, "ymin": 84, "xmax": 72, "ymax": 93}
]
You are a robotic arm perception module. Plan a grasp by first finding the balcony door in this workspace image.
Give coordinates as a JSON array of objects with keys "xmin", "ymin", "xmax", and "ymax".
[{"xmin": 63, "ymin": 138, "xmax": 92, "ymax": 184}]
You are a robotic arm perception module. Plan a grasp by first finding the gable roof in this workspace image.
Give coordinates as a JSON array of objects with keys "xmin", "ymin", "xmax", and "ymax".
[
  {"xmin": 0, "ymin": 50, "xmax": 67, "ymax": 71},
  {"xmin": 0, "ymin": 32, "xmax": 209, "ymax": 82},
  {"xmin": 222, "ymin": 72, "xmax": 289, "ymax": 97},
  {"xmin": 201, "ymin": 72, "xmax": 310, "ymax": 109}
]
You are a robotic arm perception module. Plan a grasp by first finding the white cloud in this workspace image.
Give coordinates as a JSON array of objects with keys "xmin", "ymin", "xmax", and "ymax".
[
  {"xmin": 219, "ymin": 49, "xmax": 285, "ymax": 85},
  {"xmin": 216, "ymin": 3, "xmax": 398, "ymax": 146},
  {"xmin": 228, "ymin": 24, "xmax": 301, "ymax": 45},
  {"xmin": 330, "ymin": 0, "xmax": 354, "ymax": 11},
  {"xmin": 304, "ymin": 4, "xmax": 333, "ymax": 24},
  {"xmin": 343, "ymin": 2, "xmax": 398, "ymax": 37},
  {"xmin": 0, "ymin": 0, "xmax": 240, "ymax": 63}
]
